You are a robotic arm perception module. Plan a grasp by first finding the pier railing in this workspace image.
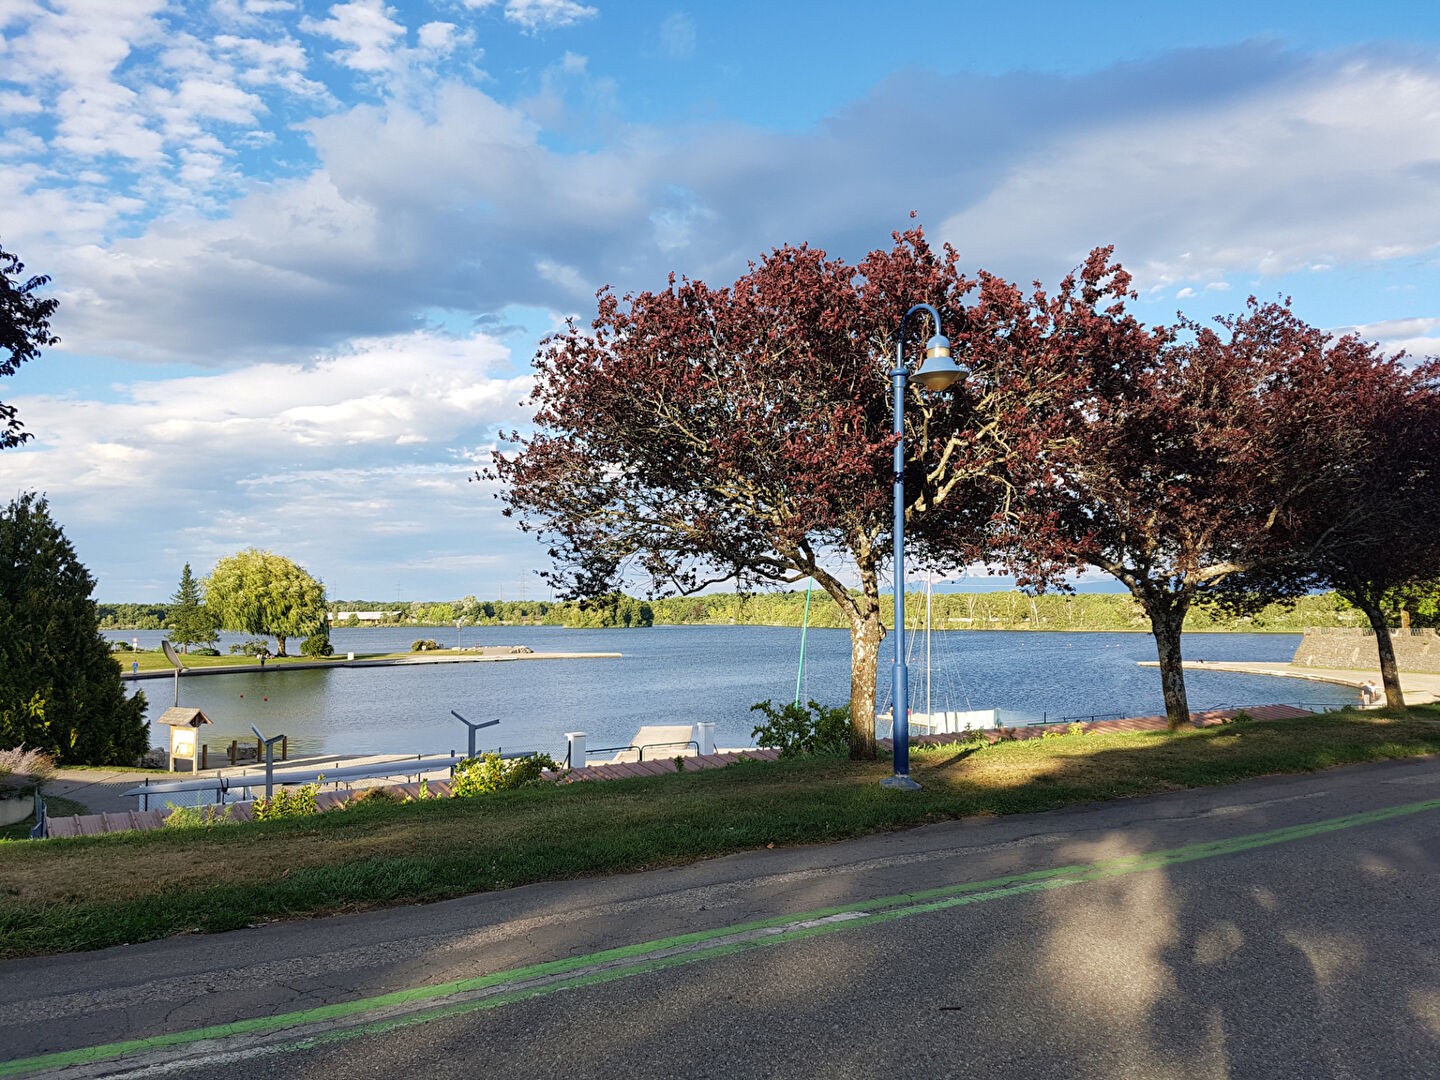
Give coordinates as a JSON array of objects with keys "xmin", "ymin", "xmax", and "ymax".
[{"xmin": 571, "ymin": 739, "xmax": 700, "ymax": 768}]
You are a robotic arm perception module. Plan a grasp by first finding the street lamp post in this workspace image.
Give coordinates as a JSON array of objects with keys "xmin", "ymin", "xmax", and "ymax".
[{"xmin": 881, "ymin": 303, "xmax": 961, "ymax": 791}]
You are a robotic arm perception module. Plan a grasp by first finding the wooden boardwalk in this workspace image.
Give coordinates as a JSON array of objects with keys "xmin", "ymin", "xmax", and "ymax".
[{"xmin": 43, "ymin": 706, "xmax": 1309, "ymax": 839}]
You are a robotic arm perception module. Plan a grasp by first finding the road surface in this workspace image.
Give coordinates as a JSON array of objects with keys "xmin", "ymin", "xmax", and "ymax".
[{"xmin": 3, "ymin": 756, "xmax": 1438, "ymax": 1078}]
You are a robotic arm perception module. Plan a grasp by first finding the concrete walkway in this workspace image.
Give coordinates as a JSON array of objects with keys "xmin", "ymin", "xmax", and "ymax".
[{"xmin": 1143, "ymin": 660, "xmax": 1440, "ymax": 705}]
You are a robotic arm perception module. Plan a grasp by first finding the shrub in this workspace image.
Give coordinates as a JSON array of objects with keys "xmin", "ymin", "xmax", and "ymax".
[
  {"xmin": 229, "ymin": 638, "xmax": 271, "ymax": 655},
  {"xmin": 163, "ymin": 803, "xmax": 235, "ymax": 828},
  {"xmin": 252, "ymin": 780, "xmax": 320, "ymax": 820},
  {"xmin": 0, "ymin": 745, "xmax": 56, "ymax": 788},
  {"xmin": 300, "ymin": 634, "xmax": 334, "ymax": 657},
  {"xmin": 347, "ymin": 786, "xmax": 400, "ymax": 806},
  {"xmin": 750, "ymin": 699, "xmax": 849, "ymax": 758},
  {"xmin": 451, "ymin": 752, "xmax": 558, "ymax": 796},
  {"xmin": 411, "ymin": 639, "xmax": 440, "ymax": 652},
  {"xmin": 191, "ymin": 647, "xmax": 221, "ymax": 657}
]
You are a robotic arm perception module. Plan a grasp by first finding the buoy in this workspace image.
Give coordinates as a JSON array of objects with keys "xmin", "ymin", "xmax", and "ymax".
[{"xmin": 263, "ymin": 696, "xmax": 268, "ymax": 701}]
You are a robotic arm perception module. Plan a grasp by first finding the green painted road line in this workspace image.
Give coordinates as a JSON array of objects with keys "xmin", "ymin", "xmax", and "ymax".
[{"xmin": 5, "ymin": 796, "xmax": 1437, "ymax": 1078}]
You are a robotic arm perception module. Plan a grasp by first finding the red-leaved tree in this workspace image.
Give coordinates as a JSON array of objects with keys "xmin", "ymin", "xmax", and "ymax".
[
  {"xmin": 1010, "ymin": 291, "xmax": 1411, "ymax": 728},
  {"xmin": 491, "ymin": 229, "xmax": 1097, "ymax": 757},
  {"xmin": 1238, "ymin": 357, "xmax": 1440, "ymax": 706}
]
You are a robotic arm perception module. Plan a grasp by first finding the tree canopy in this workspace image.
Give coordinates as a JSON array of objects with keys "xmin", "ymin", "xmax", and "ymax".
[
  {"xmin": 0, "ymin": 240, "xmax": 59, "ymax": 449},
  {"xmin": 999, "ymin": 293, "xmax": 1414, "ymax": 727},
  {"xmin": 1228, "ymin": 356, "xmax": 1440, "ymax": 706},
  {"xmin": 203, "ymin": 549, "xmax": 327, "ymax": 657},
  {"xmin": 494, "ymin": 228, "xmax": 1091, "ymax": 756},
  {"xmin": 0, "ymin": 494, "xmax": 148, "ymax": 765}
]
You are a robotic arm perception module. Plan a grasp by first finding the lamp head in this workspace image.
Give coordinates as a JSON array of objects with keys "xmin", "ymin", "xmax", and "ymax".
[{"xmin": 913, "ymin": 333, "xmax": 961, "ymax": 392}]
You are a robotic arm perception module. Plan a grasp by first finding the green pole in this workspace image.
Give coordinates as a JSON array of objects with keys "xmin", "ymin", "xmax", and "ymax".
[{"xmin": 794, "ymin": 581, "xmax": 813, "ymax": 706}]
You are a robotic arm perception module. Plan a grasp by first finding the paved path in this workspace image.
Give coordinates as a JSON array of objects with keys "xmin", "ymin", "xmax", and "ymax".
[
  {"xmin": 5, "ymin": 757, "xmax": 1438, "ymax": 1079},
  {"xmin": 1150, "ymin": 659, "xmax": 1440, "ymax": 705}
]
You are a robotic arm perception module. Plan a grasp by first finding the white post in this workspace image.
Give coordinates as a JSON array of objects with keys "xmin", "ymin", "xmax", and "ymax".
[
  {"xmin": 696, "ymin": 722, "xmax": 715, "ymax": 756},
  {"xmin": 565, "ymin": 732, "xmax": 586, "ymax": 770}
]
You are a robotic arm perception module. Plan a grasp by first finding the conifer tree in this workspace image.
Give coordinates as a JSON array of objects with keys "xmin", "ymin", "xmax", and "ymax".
[
  {"xmin": 167, "ymin": 562, "xmax": 218, "ymax": 651},
  {"xmin": 0, "ymin": 494, "xmax": 148, "ymax": 764}
]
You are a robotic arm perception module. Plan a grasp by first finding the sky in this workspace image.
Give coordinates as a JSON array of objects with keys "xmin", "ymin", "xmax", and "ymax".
[{"xmin": 2, "ymin": 0, "xmax": 1439, "ymax": 603}]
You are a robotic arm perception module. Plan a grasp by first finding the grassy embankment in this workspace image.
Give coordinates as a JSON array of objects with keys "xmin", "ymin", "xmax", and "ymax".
[
  {"xmin": 2, "ymin": 707, "xmax": 1437, "ymax": 958},
  {"xmin": 118, "ymin": 650, "xmax": 415, "ymax": 673}
]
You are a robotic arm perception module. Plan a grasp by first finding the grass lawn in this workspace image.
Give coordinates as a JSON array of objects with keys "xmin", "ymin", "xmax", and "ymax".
[
  {"xmin": 2, "ymin": 707, "xmax": 1437, "ymax": 958},
  {"xmin": 115, "ymin": 648, "xmax": 475, "ymax": 673}
]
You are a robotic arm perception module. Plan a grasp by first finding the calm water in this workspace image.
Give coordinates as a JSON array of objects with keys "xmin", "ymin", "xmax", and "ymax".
[{"xmin": 109, "ymin": 625, "xmax": 1355, "ymax": 759}]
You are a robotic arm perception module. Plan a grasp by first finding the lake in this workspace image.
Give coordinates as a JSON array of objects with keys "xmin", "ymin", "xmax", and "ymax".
[{"xmin": 107, "ymin": 625, "xmax": 1356, "ymax": 760}]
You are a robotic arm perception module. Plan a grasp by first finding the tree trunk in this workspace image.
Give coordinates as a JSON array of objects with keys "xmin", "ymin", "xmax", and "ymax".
[
  {"xmin": 274, "ymin": 636, "xmax": 287, "ymax": 657},
  {"xmin": 846, "ymin": 608, "xmax": 883, "ymax": 760},
  {"xmin": 1357, "ymin": 600, "xmax": 1406, "ymax": 708},
  {"xmin": 811, "ymin": 559, "xmax": 884, "ymax": 761},
  {"xmin": 1141, "ymin": 592, "xmax": 1191, "ymax": 730}
]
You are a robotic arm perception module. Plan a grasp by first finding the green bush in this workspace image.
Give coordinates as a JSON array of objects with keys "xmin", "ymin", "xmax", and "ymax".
[
  {"xmin": 162, "ymin": 803, "xmax": 235, "ymax": 828},
  {"xmin": 252, "ymin": 781, "xmax": 320, "ymax": 820},
  {"xmin": 450, "ymin": 752, "xmax": 558, "ymax": 796},
  {"xmin": 750, "ymin": 699, "xmax": 850, "ymax": 758},
  {"xmin": 300, "ymin": 634, "xmax": 334, "ymax": 657},
  {"xmin": 190, "ymin": 647, "xmax": 220, "ymax": 657},
  {"xmin": 229, "ymin": 638, "xmax": 271, "ymax": 655},
  {"xmin": 411, "ymin": 639, "xmax": 440, "ymax": 652}
]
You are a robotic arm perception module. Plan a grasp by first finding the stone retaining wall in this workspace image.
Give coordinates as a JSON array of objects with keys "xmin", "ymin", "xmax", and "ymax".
[{"xmin": 1293, "ymin": 627, "xmax": 1440, "ymax": 673}]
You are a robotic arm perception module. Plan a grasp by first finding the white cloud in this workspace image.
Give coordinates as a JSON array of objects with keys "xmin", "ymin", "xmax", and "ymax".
[
  {"xmin": 301, "ymin": 0, "xmax": 406, "ymax": 74},
  {"xmin": 1338, "ymin": 316, "xmax": 1440, "ymax": 361},
  {"xmin": 658, "ymin": 13, "xmax": 695, "ymax": 60},
  {"xmin": 504, "ymin": 0, "xmax": 597, "ymax": 33},
  {"xmin": 0, "ymin": 329, "xmax": 536, "ymax": 595},
  {"xmin": 938, "ymin": 57, "xmax": 1440, "ymax": 290}
]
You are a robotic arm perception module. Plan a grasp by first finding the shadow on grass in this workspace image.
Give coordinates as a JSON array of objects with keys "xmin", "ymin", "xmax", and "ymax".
[{"xmin": 4, "ymin": 709, "xmax": 1438, "ymax": 957}]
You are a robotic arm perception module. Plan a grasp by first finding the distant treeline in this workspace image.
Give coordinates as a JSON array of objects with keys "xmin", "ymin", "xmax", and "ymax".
[
  {"xmin": 99, "ymin": 590, "xmax": 1367, "ymax": 632},
  {"xmin": 646, "ymin": 589, "xmax": 1363, "ymax": 632}
]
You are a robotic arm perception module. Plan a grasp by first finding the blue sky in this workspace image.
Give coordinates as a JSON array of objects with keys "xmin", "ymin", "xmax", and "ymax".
[{"xmin": 2, "ymin": 0, "xmax": 1439, "ymax": 602}]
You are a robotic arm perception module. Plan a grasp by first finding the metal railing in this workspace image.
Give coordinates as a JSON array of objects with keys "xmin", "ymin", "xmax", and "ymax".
[
  {"xmin": 1026, "ymin": 712, "xmax": 1126, "ymax": 727},
  {"xmin": 573, "ymin": 739, "xmax": 700, "ymax": 768},
  {"xmin": 29, "ymin": 792, "xmax": 46, "ymax": 840},
  {"xmin": 121, "ymin": 753, "xmax": 489, "ymax": 810}
]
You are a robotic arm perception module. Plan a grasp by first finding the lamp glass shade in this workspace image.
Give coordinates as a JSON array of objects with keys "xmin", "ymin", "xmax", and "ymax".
[{"xmin": 913, "ymin": 334, "xmax": 961, "ymax": 392}]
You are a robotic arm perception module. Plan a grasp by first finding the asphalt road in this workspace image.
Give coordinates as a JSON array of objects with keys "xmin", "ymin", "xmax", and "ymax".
[{"xmin": 3, "ymin": 757, "xmax": 1438, "ymax": 1079}]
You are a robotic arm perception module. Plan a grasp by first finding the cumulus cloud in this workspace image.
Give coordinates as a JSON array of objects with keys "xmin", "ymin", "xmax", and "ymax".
[
  {"xmin": 936, "ymin": 51, "xmax": 1440, "ymax": 290},
  {"xmin": 6, "ymin": 21, "xmax": 1440, "ymax": 597},
  {"xmin": 20, "ymin": 41, "xmax": 1440, "ymax": 374},
  {"xmin": 504, "ymin": 0, "xmax": 598, "ymax": 33},
  {"xmin": 1338, "ymin": 316, "xmax": 1440, "ymax": 361},
  {"xmin": 300, "ymin": 0, "xmax": 406, "ymax": 74},
  {"xmin": 0, "ymin": 330, "xmax": 536, "ymax": 595}
]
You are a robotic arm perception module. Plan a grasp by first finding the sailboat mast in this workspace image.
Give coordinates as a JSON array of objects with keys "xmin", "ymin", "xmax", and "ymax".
[
  {"xmin": 794, "ymin": 580, "xmax": 813, "ymax": 707},
  {"xmin": 925, "ymin": 572, "xmax": 933, "ymax": 724}
]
